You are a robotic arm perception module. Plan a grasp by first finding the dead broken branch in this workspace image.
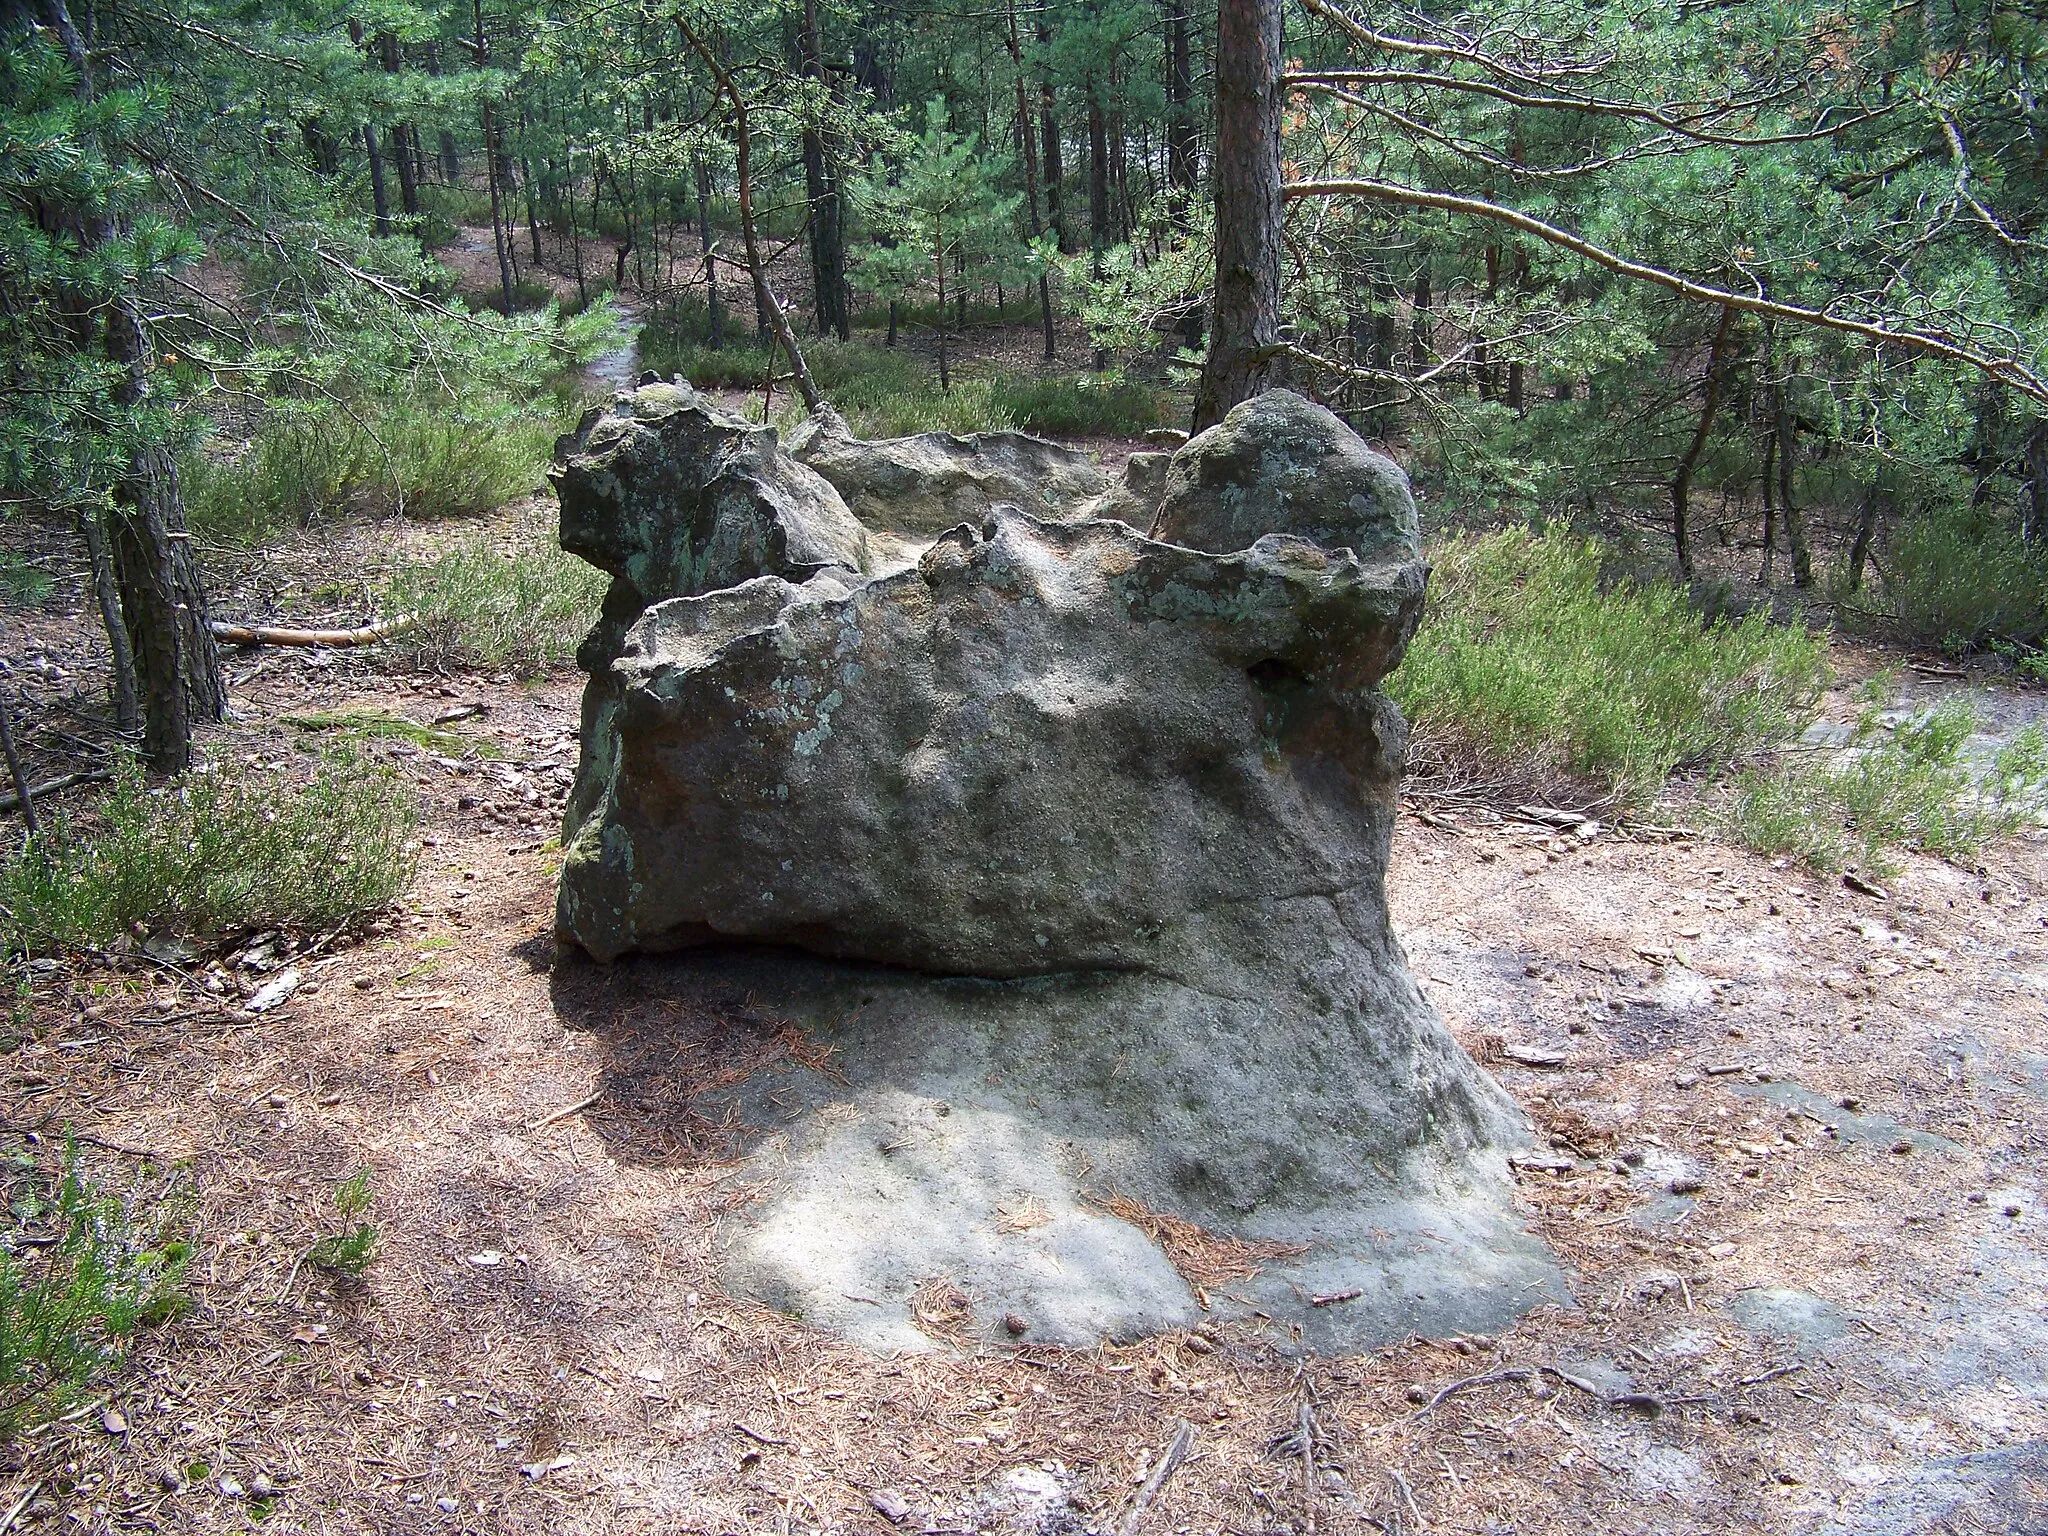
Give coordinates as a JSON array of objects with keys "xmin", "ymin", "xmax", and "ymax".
[
  {"xmin": 208, "ymin": 615, "xmax": 416, "ymax": 648},
  {"xmin": 0, "ymin": 768, "xmax": 112, "ymax": 817},
  {"xmin": 1121, "ymin": 1419, "xmax": 1197, "ymax": 1536},
  {"xmin": 1412, "ymin": 1363, "xmax": 1678, "ymax": 1418}
]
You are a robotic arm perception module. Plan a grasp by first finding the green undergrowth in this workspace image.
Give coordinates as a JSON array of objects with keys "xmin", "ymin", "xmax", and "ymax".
[
  {"xmin": 1391, "ymin": 527, "xmax": 1829, "ymax": 806},
  {"xmin": 640, "ymin": 310, "xmax": 1178, "ymax": 439},
  {"xmin": 1855, "ymin": 507, "xmax": 2048, "ymax": 653},
  {"xmin": 285, "ymin": 708, "xmax": 503, "ymax": 758},
  {"xmin": 0, "ymin": 755, "xmax": 418, "ymax": 955},
  {"xmin": 382, "ymin": 508, "xmax": 606, "ymax": 675},
  {"xmin": 1728, "ymin": 690, "xmax": 2048, "ymax": 875},
  {"xmin": 186, "ymin": 397, "xmax": 568, "ymax": 548},
  {"xmin": 1, "ymin": 1142, "xmax": 190, "ymax": 1439}
]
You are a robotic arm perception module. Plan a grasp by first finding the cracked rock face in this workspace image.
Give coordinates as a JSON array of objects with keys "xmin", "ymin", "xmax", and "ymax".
[{"xmin": 553, "ymin": 382, "xmax": 1562, "ymax": 1353}]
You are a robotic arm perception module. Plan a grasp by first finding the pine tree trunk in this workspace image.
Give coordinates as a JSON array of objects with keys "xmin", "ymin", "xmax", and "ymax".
[
  {"xmin": 1192, "ymin": 0, "xmax": 1283, "ymax": 431},
  {"xmin": 1036, "ymin": 18, "xmax": 1070, "ymax": 254},
  {"xmin": 1847, "ymin": 482, "xmax": 1882, "ymax": 591},
  {"xmin": 694, "ymin": 157, "xmax": 724, "ymax": 348},
  {"xmin": 1778, "ymin": 394, "xmax": 1812, "ymax": 587},
  {"xmin": 1007, "ymin": 0, "xmax": 1056, "ymax": 361},
  {"xmin": 1669, "ymin": 303, "xmax": 1737, "ymax": 579},
  {"xmin": 799, "ymin": 0, "xmax": 849, "ymax": 341},
  {"xmin": 363, "ymin": 123, "xmax": 392, "ymax": 237},
  {"xmin": 376, "ymin": 33, "xmax": 421, "ymax": 221},
  {"xmin": 78, "ymin": 509, "xmax": 139, "ymax": 735},
  {"xmin": 40, "ymin": 0, "xmax": 222, "ymax": 770},
  {"xmin": 1758, "ymin": 426, "xmax": 1778, "ymax": 584}
]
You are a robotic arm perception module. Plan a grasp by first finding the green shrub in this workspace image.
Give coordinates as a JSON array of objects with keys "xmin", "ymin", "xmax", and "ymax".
[
  {"xmin": 383, "ymin": 507, "xmax": 606, "ymax": 675},
  {"xmin": 186, "ymin": 398, "xmax": 565, "ymax": 548},
  {"xmin": 0, "ymin": 755, "xmax": 418, "ymax": 954},
  {"xmin": 1730, "ymin": 702, "xmax": 2048, "ymax": 874},
  {"xmin": 1390, "ymin": 527, "xmax": 1829, "ymax": 804},
  {"xmin": 1, "ymin": 1142, "xmax": 189, "ymax": 1438},
  {"xmin": 986, "ymin": 374, "xmax": 1179, "ymax": 437},
  {"xmin": 1862, "ymin": 506, "xmax": 2048, "ymax": 651}
]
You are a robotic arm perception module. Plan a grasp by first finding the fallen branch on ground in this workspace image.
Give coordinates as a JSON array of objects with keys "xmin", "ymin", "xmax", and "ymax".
[
  {"xmin": 1122, "ymin": 1420, "xmax": 1197, "ymax": 1535},
  {"xmin": 208, "ymin": 615, "xmax": 416, "ymax": 648},
  {"xmin": 0, "ymin": 768, "xmax": 112, "ymax": 816}
]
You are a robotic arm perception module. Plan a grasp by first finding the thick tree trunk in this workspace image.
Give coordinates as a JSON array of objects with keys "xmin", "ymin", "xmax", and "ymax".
[
  {"xmin": 1191, "ymin": 0, "xmax": 1284, "ymax": 431},
  {"xmin": 1669, "ymin": 303, "xmax": 1737, "ymax": 579}
]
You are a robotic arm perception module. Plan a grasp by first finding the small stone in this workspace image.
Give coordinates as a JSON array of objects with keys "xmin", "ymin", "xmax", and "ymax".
[
  {"xmin": 1890, "ymin": 1140, "xmax": 1913, "ymax": 1155},
  {"xmin": 1839, "ymin": 1096, "xmax": 1863, "ymax": 1111},
  {"xmin": 1674, "ymin": 1073, "xmax": 1700, "ymax": 1090},
  {"xmin": 869, "ymin": 1487, "xmax": 912, "ymax": 1524},
  {"xmin": 1968, "ymin": 1191, "xmax": 1988, "ymax": 1204},
  {"xmin": 1404, "ymin": 1384, "xmax": 1430, "ymax": 1405},
  {"xmin": 353, "ymin": 976, "xmax": 375, "ymax": 990},
  {"xmin": 2005, "ymin": 1204, "xmax": 2024, "ymax": 1218},
  {"xmin": 100, "ymin": 1408, "xmax": 125, "ymax": 1435},
  {"xmin": 437, "ymin": 1497, "xmax": 459, "ymax": 1513},
  {"xmin": 218, "ymin": 1478, "xmax": 246, "ymax": 1500}
]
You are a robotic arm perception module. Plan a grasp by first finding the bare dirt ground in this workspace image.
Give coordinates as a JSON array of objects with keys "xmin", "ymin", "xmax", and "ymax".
[{"xmin": 5, "ymin": 516, "xmax": 2048, "ymax": 1529}]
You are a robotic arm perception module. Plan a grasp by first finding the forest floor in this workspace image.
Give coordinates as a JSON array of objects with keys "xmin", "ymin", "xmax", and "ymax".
[{"xmin": 3, "ymin": 479, "xmax": 2047, "ymax": 1536}]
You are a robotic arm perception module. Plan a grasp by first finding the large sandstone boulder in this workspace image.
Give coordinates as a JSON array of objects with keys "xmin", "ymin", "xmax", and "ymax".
[
  {"xmin": 552, "ymin": 382, "xmax": 1560, "ymax": 1353},
  {"xmin": 1150, "ymin": 388, "xmax": 1420, "ymax": 561},
  {"xmin": 786, "ymin": 406, "xmax": 1109, "ymax": 533}
]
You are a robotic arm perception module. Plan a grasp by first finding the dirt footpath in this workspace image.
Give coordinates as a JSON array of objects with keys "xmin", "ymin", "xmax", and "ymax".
[{"xmin": 2, "ymin": 641, "xmax": 2046, "ymax": 1534}]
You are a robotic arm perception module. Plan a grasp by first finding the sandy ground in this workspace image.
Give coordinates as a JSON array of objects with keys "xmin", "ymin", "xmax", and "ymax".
[{"xmin": 4, "ymin": 493, "xmax": 2048, "ymax": 1533}]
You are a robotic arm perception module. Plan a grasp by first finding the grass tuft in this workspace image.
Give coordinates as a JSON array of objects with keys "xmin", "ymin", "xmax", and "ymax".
[
  {"xmin": 186, "ymin": 399, "xmax": 566, "ymax": 548},
  {"xmin": 285, "ymin": 709, "xmax": 503, "ymax": 758},
  {"xmin": 382, "ymin": 507, "xmax": 607, "ymax": 676},
  {"xmin": 1728, "ymin": 698, "xmax": 2048, "ymax": 874},
  {"xmin": 0, "ymin": 755, "xmax": 418, "ymax": 955},
  {"xmin": 1390, "ymin": 527, "xmax": 1829, "ymax": 806}
]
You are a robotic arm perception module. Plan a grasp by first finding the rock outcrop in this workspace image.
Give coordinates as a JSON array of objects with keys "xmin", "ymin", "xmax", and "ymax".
[
  {"xmin": 552, "ymin": 383, "xmax": 1561, "ymax": 1353},
  {"xmin": 786, "ymin": 406, "xmax": 1108, "ymax": 533},
  {"xmin": 1149, "ymin": 388, "xmax": 1419, "ymax": 561}
]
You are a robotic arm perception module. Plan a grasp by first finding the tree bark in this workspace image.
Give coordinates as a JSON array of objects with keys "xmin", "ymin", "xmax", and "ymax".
[
  {"xmin": 1008, "ymin": 0, "xmax": 1056, "ymax": 361},
  {"xmin": 362, "ymin": 123, "xmax": 392, "ymax": 237},
  {"xmin": 426, "ymin": 42, "xmax": 460, "ymax": 180},
  {"xmin": 1758, "ymin": 423, "xmax": 1778, "ymax": 584},
  {"xmin": 1165, "ymin": 0, "xmax": 1202, "ymax": 351},
  {"xmin": 799, "ymin": 0, "xmax": 849, "ymax": 341},
  {"xmin": 1776, "ymin": 386, "xmax": 1812, "ymax": 587},
  {"xmin": 376, "ymin": 33, "xmax": 421, "ymax": 221},
  {"xmin": 38, "ymin": 0, "xmax": 223, "ymax": 770},
  {"xmin": 78, "ymin": 509, "xmax": 139, "ymax": 735},
  {"xmin": 1846, "ymin": 481, "xmax": 1881, "ymax": 591},
  {"xmin": 1669, "ymin": 302, "xmax": 1737, "ymax": 579},
  {"xmin": 1036, "ymin": 17, "xmax": 1070, "ymax": 254},
  {"xmin": 1088, "ymin": 93, "xmax": 1110, "ymax": 370},
  {"xmin": 1192, "ymin": 0, "xmax": 1284, "ymax": 431}
]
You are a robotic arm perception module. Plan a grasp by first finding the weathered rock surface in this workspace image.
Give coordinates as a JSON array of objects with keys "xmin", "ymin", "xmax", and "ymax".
[
  {"xmin": 786, "ymin": 406, "xmax": 1108, "ymax": 533},
  {"xmin": 1149, "ymin": 388, "xmax": 1419, "ymax": 561},
  {"xmin": 1077, "ymin": 448, "xmax": 1171, "ymax": 527},
  {"xmin": 553, "ymin": 380, "xmax": 1561, "ymax": 1352}
]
